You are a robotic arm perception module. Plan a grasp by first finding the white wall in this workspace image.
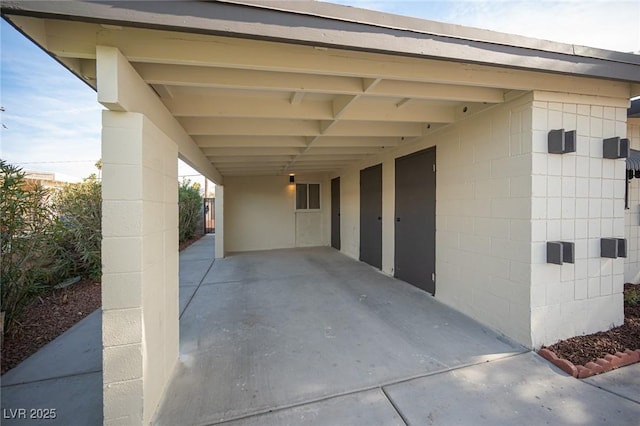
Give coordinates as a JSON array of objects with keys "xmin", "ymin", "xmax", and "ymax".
[
  {"xmin": 528, "ymin": 94, "xmax": 628, "ymax": 347},
  {"xmin": 225, "ymin": 174, "xmax": 330, "ymax": 252},
  {"xmin": 625, "ymin": 118, "xmax": 640, "ymax": 283},
  {"xmin": 334, "ymin": 92, "xmax": 630, "ymax": 349},
  {"xmin": 435, "ymin": 96, "xmax": 534, "ymax": 345},
  {"xmin": 102, "ymin": 111, "xmax": 179, "ymax": 424}
]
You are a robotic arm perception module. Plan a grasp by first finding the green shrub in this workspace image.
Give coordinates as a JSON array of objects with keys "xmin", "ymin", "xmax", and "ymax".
[
  {"xmin": 179, "ymin": 180, "xmax": 202, "ymax": 243},
  {"xmin": 0, "ymin": 160, "xmax": 56, "ymax": 329},
  {"xmin": 50, "ymin": 175, "xmax": 102, "ymax": 282},
  {"xmin": 625, "ymin": 286, "xmax": 640, "ymax": 306}
]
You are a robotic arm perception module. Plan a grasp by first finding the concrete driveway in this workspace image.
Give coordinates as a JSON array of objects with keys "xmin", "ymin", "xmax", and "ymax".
[
  {"xmin": 2, "ymin": 236, "xmax": 639, "ymax": 425},
  {"xmin": 153, "ymin": 245, "xmax": 640, "ymax": 425}
]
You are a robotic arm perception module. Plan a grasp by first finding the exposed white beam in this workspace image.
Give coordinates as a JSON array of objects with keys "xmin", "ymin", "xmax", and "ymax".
[
  {"xmin": 211, "ymin": 155, "xmax": 294, "ymax": 163},
  {"xmin": 362, "ymin": 78, "xmax": 381, "ymax": 91},
  {"xmin": 134, "ymin": 63, "xmax": 364, "ymax": 94},
  {"xmin": 312, "ymin": 136, "xmax": 401, "ymax": 147},
  {"xmin": 135, "ymin": 62, "xmax": 506, "ymax": 103},
  {"xmin": 369, "ymin": 80, "xmax": 506, "ymax": 103},
  {"xmin": 202, "ymin": 147, "xmax": 302, "ymax": 156},
  {"xmin": 290, "ymin": 91, "xmax": 305, "ymax": 105},
  {"xmin": 151, "ymin": 84, "xmax": 173, "ymax": 99},
  {"xmin": 181, "ymin": 118, "xmax": 421, "ymax": 137},
  {"xmin": 332, "ymin": 95, "xmax": 357, "ymax": 118},
  {"xmin": 164, "ymin": 95, "xmax": 332, "ymax": 119},
  {"xmin": 193, "ymin": 135, "xmax": 308, "ymax": 148},
  {"xmin": 323, "ymin": 121, "xmax": 423, "ymax": 137},
  {"xmin": 180, "ymin": 118, "xmax": 321, "ymax": 136},
  {"xmin": 43, "ymin": 20, "xmax": 631, "ymax": 99},
  {"xmin": 305, "ymin": 147, "xmax": 384, "ymax": 155},
  {"xmin": 341, "ymin": 99, "xmax": 455, "ymax": 123},
  {"xmin": 96, "ymin": 46, "xmax": 222, "ymax": 183}
]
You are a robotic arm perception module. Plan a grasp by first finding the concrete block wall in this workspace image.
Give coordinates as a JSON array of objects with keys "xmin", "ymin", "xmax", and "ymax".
[
  {"xmin": 529, "ymin": 94, "xmax": 628, "ymax": 347},
  {"xmin": 224, "ymin": 174, "xmax": 330, "ymax": 252},
  {"xmin": 102, "ymin": 111, "xmax": 179, "ymax": 424},
  {"xmin": 435, "ymin": 95, "xmax": 534, "ymax": 345},
  {"xmin": 625, "ymin": 119, "xmax": 640, "ymax": 283}
]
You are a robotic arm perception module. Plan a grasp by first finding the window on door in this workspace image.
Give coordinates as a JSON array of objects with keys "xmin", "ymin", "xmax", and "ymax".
[{"xmin": 296, "ymin": 183, "xmax": 321, "ymax": 211}]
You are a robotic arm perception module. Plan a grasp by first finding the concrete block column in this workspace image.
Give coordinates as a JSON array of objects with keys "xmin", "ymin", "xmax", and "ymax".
[
  {"xmin": 529, "ymin": 92, "xmax": 628, "ymax": 347},
  {"xmin": 102, "ymin": 111, "xmax": 179, "ymax": 424},
  {"xmin": 215, "ymin": 185, "xmax": 224, "ymax": 258}
]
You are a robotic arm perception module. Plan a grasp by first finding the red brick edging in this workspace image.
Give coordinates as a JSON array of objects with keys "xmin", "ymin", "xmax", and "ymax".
[{"xmin": 539, "ymin": 348, "xmax": 640, "ymax": 379}]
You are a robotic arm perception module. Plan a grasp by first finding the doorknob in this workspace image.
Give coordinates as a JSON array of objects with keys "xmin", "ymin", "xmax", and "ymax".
[
  {"xmin": 377, "ymin": 216, "xmax": 382, "ymax": 220},
  {"xmin": 396, "ymin": 218, "xmax": 400, "ymax": 222}
]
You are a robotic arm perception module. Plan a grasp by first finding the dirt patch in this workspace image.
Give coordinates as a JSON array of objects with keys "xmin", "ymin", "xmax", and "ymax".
[
  {"xmin": 544, "ymin": 283, "xmax": 640, "ymax": 367},
  {"xmin": 1, "ymin": 280, "xmax": 101, "ymax": 375}
]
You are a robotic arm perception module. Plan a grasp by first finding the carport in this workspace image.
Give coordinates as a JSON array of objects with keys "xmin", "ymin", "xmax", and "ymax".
[{"xmin": 3, "ymin": 1, "xmax": 640, "ymax": 423}]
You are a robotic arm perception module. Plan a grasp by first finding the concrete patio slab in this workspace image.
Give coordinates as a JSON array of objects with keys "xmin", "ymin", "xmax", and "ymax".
[
  {"xmin": 584, "ymin": 362, "xmax": 640, "ymax": 404},
  {"xmin": 154, "ymin": 247, "xmax": 526, "ymax": 425},
  {"xmin": 1, "ymin": 309, "xmax": 101, "ymax": 386},
  {"xmin": 1, "ymin": 372, "xmax": 102, "ymax": 426},
  {"xmin": 179, "ymin": 234, "xmax": 215, "ymax": 262},
  {"xmin": 384, "ymin": 352, "xmax": 640, "ymax": 425},
  {"xmin": 1, "ymin": 234, "xmax": 216, "ymax": 425},
  {"xmin": 179, "ymin": 285, "xmax": 199, "ymax": 317},
  {"xmin": 179, "ymin": 234, "xmax": 215, "ymax": 286},
  {"xmin": 219, "ymin": 389, "xmax": 403, "ymax": 426}
]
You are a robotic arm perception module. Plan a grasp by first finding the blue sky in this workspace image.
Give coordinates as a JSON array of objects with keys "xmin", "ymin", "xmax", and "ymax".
[{"xmin": 1, "ymin": 0, "xmax": 639, "ymax": 181}]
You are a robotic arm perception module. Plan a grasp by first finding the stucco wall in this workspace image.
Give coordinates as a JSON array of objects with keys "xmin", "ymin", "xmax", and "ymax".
[
  {"xmin": 225, "ymin": 174, "xmax": 330, "ymax": 252},
  {"xmin": 625, "ymin": 118, "xmax": 640, "ymax": 283}
]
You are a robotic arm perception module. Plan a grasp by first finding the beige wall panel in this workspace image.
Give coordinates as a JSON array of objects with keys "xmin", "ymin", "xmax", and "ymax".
[{"xmin": 225, "ymin": 174, "xmax": 329, "ymax": 252}]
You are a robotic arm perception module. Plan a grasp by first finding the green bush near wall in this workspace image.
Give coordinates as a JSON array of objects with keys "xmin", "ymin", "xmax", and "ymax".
[
  {"xmin": 0, "ymin": 160, "xmax": 57, "ymax": 328},
  {"xmin": 1, "ymin": 160, "xmax": 203, "ymax": 331},
  {"xmin": 50, "ymin": 175, "xmax": 102, "ymax": 282},
  {"xmin": 179, "ymin": 179, "xmax": 203, "ymax": 243}
]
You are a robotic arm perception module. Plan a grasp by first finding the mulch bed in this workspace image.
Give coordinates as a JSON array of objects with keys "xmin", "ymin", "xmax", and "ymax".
[
  {"xmin": 540, "ymin": 283, "xmax": 640, "ymax": 377},
  {"xmin": 1, "ymin": 280, "xmax": 101, "ymax": 375},
  {"xmin": 1, "ymin": 234, "xmax": 205, "ymax": 376}
]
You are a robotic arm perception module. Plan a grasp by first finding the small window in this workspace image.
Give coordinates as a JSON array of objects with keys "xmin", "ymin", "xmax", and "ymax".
[{"xmin": 295, "ymin": 183, "xmax": 321, "ymax": 211}]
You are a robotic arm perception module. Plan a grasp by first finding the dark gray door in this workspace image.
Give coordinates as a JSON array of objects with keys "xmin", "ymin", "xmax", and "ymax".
[
  {"xmin": 331, "ymin": 177, "xmax": 341, "ymax": 250},
  {"xmin": 360, "ymin": 164, "xmax": 382, "ymax": 269},
  {"xmin": 395, "ymin": 148, "xmax": 436, "ymax": 294}
]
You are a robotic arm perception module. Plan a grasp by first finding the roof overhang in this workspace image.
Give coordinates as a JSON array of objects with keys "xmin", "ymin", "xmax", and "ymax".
[{"xmin": 3, "ymin": 1, "xmax": 640, "ymax": 180}]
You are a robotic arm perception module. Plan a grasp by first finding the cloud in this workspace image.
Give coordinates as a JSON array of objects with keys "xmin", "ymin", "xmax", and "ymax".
[{"xmin": 329, "ymin": 0, "xmax": 640, "ymax": 52}]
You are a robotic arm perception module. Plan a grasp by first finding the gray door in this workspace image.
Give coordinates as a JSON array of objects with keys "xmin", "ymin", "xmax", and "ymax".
[
  {"xmin": 395, "ymin": 148, "xmax": 436, "ymax": 294},
  {"xmin": 331, "ymin": 177, "xmax": 341, "ymax": 250},
  {"xmin": 360, "ymin": 164, "xmax": 382, "ymax": 269}
]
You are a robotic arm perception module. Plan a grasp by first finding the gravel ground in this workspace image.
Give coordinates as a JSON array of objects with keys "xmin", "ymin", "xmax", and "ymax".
[{"xmin": 546, "ymin": 283, "xmax": 640, "ymax": 366}]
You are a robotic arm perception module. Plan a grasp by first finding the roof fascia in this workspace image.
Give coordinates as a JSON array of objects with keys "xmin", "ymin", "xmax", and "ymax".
[{"xmin": 2, "ymin": 0, "xmax": 639, "ymax": 83}]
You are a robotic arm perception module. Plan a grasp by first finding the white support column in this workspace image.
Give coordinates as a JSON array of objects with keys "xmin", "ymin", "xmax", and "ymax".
[
  {"xmin": 215, "ymin": 185, "xmax": 225, "ymax": 258},
  {"xmin": 98, "ymin": 46, "xmax": 187, "ymax": 424},
  {"xmin": 102, "ymin": 111, "xmax": 179, "ymax": 424}
]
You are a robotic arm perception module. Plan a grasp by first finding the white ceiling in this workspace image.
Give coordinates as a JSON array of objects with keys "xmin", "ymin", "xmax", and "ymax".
[{"xmin": 9, "ymin": 14, "xmax": 633, "ymax": 179}]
